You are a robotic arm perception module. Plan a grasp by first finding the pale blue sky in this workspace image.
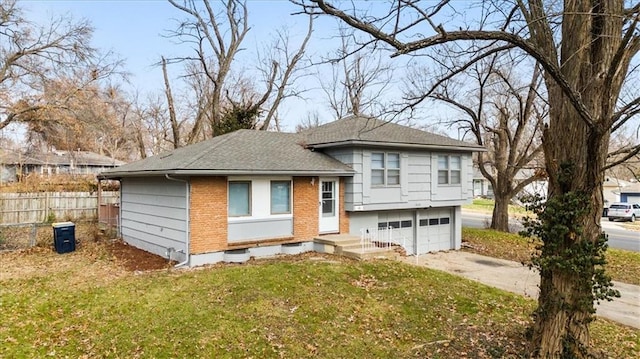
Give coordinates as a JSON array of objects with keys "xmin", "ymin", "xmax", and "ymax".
[
  {"xmin": 25, "ymin": 0, "xmax": 412, "ymax": 132},
  {"xmin": 21, "ymin": 1, "xmax": 460, "ymax": 133},
  {"xmin": 27, "ymin": 1, "xmax": 333, "ymax": 94}
]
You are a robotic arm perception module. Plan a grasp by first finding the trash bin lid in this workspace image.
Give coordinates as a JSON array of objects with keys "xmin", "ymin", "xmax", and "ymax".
[{"xmin": 52, "ymin": 221, "xmax": 75, "ymax": 228}]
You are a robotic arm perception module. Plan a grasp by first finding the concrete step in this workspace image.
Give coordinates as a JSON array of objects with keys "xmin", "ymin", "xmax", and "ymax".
[
  {"xmin": 341, "ymin": 247, "xmax": 399, "ymax": 261},
  {"xmin": 314, "ymin": 234, "xmax": 361, "ymax": 247}
]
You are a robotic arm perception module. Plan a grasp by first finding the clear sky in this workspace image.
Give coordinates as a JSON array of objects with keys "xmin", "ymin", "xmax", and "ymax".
[{"xmin": 25, "ymin": 0, "xmax": 373, "ymax": 132}]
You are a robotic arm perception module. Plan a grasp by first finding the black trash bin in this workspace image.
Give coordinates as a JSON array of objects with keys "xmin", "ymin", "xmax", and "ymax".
[{"xmin": 52, "ymin": 222, "xmax": 76, "ymax": 254}]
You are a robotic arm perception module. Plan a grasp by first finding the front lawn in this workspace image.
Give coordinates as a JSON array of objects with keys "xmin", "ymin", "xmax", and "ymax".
[
  {"xmin": 462, "ymin": 227, "xmax": 640, "ymax": 285},
  {"xmin": 1, "ymin": 241, "xmax": 638, "ymax": 358},
  {"xmin": 463, "ymin": 198, "xmax": 530, "ymax": 216}
]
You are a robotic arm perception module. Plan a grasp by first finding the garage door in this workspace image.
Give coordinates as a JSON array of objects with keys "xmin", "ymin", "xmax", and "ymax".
[
  {"xmin": 377, "ymin": 211, "xmax": 415, "ymax": 255},
  {"xmin": 417, "ymin": 208, "xmax": 452, "ymax": 254},
  {"xmin": 625, "ymin": 195, "xmax": 640, "ymax": 204}
]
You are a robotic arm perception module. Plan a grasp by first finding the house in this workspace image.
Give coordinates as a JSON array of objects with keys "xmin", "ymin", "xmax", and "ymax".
[
  {"xmin": 620, "ymin": 183, "xmax": 640, "ymax": 204},
  {"xmin": 472, "ymin": 168, "xmax": 493, "ymax": 198},
  {"xmin": 1, "ymin": 149, "xmax": 124, "ymax": 182},
  {"xmin": 472, "ymin": 167, "xmax": 547, "ymax": 201},
  {"xmin": 98, "ymin": 116, "xmax": 484, "ymax": 266}
]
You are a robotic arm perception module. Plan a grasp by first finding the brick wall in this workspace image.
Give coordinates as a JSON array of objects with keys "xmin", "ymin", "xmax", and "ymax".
[
  {"xmin": 339, "ymin": 177, "xmax": 350, "ymax": 234},
  {"xmin": 293, "ymin": 176, "xmax": 319, "ymax": 241},
  {"xmin": 190, "ymin": 176, "xmax": 227, "ymax": 254}
]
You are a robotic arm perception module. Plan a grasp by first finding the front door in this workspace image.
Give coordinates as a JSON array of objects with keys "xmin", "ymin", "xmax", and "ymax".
[{"xmin": 319, "ymin": 178, "xmax": 339, "ymax": 233}]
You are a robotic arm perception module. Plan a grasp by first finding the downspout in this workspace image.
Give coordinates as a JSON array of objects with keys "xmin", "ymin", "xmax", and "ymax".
[{"xmin": 165, "ymin": 174, "xmax": 190, "ymax": 268}]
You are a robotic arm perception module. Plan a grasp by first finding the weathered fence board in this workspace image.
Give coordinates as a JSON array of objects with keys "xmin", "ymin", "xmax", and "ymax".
[{"xmin": 0, "ymin": 192, "xmax": 118, "ymax": 225}]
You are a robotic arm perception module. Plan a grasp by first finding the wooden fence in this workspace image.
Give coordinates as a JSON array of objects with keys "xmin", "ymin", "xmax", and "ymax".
[{"xmin": 0, "ymin": 191, "xmax": 119, "ymax": 225}]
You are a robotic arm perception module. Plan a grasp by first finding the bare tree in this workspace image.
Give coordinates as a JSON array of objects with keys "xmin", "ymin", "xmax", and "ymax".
[
  {"xmin": 256, "ymin": 15, "xmax": 314, "ymax": 130},
  {"xmin": 319, "ymin": 28, "xmax": 394, "ymax": 118},
  {"xmin": 407, "ymin": 51, "xmax": 546, "ymax": 231},
  {"xmin": 26, "ymin": 80, "xmax": 135, "ymax": 161},
  {"xmin": 167, "ymin": 0, "xmax": 313, "ymax": 140},
  {"xmin": 128, "ymin": 93, "xmax": 180, "ymax": 159},
  {"xmin": 168, "ymin": 0, "xmax": 249, "ymax": 141},
  {"xmin": 161, "ymin": 57, "xmax": 181, "ymax": 149},
  {"xmin": 296, "ymin": 0, "xmax": 639, "ymax": 357},
  {"xmin": 0, "ymin": 0, "xmax": 121, "ymax": 132}
]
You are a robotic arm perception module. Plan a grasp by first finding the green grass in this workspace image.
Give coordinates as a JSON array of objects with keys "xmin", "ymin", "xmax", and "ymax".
[
  {"xmin": 462, "ymin": 227, "xmax": 640, "ymax": 285},
  {"xmin": 463, "ymin": 198, "xmax": 530, "ymax": 216},
  {"xmin": 1, "ymin": 245, "xmax": 639, "ymax": 358}
]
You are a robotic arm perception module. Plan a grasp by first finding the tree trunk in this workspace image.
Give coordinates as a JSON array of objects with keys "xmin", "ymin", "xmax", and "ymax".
[
  {"xmin": 529, "ymin": 121, "xmax": 610, "ymax": 358},
  {"xmin": 527, "ymin": 0, "xmax": 624, "ymax": 355},
  {"xmin": 490, "ymin": 191, "xmax": 511, "ymax": 232}
]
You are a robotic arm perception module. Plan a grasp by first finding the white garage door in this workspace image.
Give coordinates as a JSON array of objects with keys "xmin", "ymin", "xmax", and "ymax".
[
  {"xmin": 417, "ymin": 208, "xmax": 452, "ymax": 254},
  {"xmin": 626, "ymin": 195, "xmax": 640, "ymax": 204},
  {"xmin": 377, "ymin": 211, "xmax": 415, "ymax": 255}
]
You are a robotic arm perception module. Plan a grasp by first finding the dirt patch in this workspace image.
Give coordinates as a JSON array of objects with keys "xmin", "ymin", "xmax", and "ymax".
[{"xmin": 103, "ymin": 240, "xmax": 176, "ymax": 271}]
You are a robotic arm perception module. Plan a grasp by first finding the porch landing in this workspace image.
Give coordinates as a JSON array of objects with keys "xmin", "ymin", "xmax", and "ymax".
[{"xmin": 314, "ymin": 234, "xmax": 398, "ymax": 261}]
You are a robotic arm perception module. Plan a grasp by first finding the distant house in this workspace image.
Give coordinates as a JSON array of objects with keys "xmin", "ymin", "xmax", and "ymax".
[
  {"xmin": 620, "ymin": 183, "xmax": 640, "ymax": 204},
  {"xmin": 472, "ymin": 168, "xmax": 493, "ymax": 198},
  {"xmin": 0, "ymin": 149, "xmax": 125, "ymax": 182},
  {"xmin": 603, "ymin": 177, "xmax": 631, "ymax": 206},
  {"xmin": 472, "ymin": 167, "xmax": 547, "ymax": 200},
  {"xmin": 99, "ymin": 116, "xmax": 485, "ymax": 266}
]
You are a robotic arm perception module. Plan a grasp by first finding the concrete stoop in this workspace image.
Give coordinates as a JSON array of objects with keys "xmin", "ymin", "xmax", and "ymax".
[{"xmin": 314, "ymin": 234, "xmax": 398, "ymax": 261}]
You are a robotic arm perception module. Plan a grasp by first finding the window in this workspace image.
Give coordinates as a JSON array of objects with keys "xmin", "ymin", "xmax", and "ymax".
[
  {"xmin": 388, "ymin": 221, "xmax": 400, "ymax": 229},
  {"xmin": 401, "ymin": 220, "xmax": 412, "ymax": 228},
  {"xmin": 229, "ymin": 181, "xmax": 251, "ymax": 216},
  {"xmin": 438, "ymin": 155, "xmax": 462, "ymax": 185},
  {"xmin": 371, "ymin": 152, "xmax": 401, "ymax": 186},
  {"xmin": 270, "ymin": 181, "xmax": 291, "ymax": 214}
]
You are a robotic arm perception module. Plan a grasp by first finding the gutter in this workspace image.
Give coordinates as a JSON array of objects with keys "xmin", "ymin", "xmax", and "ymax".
[
  {"xmin": 100, "ymin": 169, "xmax": 356, "ymax": 179},
  {"xmin": 307, "ymin": 140, "xmax": 487, "ymax": 151},
  {"xmin": 165, "ymin": 174, "xmax": 190, "ymax": 268}
]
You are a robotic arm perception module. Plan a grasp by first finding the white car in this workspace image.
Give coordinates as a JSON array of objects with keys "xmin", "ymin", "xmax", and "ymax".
[{"xmin": 607, "ymin": 202, "xmax": 640, "ymax": 222}]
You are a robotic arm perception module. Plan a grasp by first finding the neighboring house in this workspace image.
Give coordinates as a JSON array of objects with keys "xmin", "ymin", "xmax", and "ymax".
[
  {"xmin": 472, "ymin": 167, "xmax": 547, "ymax": 201},
  {"xmin": 603, "ymin": 176, "xmax": 631, "ymax": 207},
  {"xmin": 620, "ymin": 183, "xmax": 640, "ymax": 204},
  {"xmin": 472, "ymin": 168, "xmax": 493, "ymax": 198},
  {"xmin": 0, "ymin": 149, "xmax": 124, "ymax": 182},
  {"xmin": 98, "ymin": 116, "xmax": 484, "ymax": 266},
  {"xmin": 601, "ymin": 176, "xmax": 632, "ymax": 216}
]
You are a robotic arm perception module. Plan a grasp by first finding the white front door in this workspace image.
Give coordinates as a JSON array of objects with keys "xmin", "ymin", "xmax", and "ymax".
[{"xmin": 319, "ymin": 178, "xmax": 339, "ymax": 233}]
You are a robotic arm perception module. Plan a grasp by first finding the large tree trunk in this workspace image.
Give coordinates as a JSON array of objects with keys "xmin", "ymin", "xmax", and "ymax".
[
  {"xmin": 490, "ymin": 191, "xmax": 511, "ymax": 232},
  {"xmin": 528, "ymin": 1, "xmax": 622, "ymax": 356}
]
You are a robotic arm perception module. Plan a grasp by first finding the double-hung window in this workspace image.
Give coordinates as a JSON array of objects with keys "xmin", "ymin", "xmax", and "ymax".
[
  {"xmin": 371, "ymin": 152, "xmax": 400, "ymax": 186},
  {"xmin": 438, "ymin": 155, "xmax": 461, "ymax": 185},
  {"xmin": 270, "ymin": 181, "xmax": 291, "ymax": 214},
  {"xmin": 229, "ymin": 181, "xmax": 251, "ymax": 216}
]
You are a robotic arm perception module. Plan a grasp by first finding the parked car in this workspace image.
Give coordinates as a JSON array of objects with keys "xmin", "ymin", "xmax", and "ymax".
[{"xmin": 607, "ymin": 202, "xmax": 640, "ymax": 222}]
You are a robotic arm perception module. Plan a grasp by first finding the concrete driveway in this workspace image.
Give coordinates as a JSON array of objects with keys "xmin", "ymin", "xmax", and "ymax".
[{"xmin": 402, "ymin": 251, "xmax": 640, "ymax": 329}]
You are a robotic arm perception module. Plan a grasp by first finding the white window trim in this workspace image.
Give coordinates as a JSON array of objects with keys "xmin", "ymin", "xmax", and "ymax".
[
  {"xmin": 438, "ymin": 155, "xmax": 462, "ymax": 186},
  {"xmin": 371, "ymin": 152, "xmax": 401, "ymax": 187}
]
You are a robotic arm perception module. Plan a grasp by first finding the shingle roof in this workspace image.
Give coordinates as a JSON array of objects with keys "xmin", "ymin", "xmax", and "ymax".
[
  {"xmin": 300, "ymin": 115, "xmax": 485, "ymax": 151},
  {"xmin": 1, "ymin": 149, "xmax": 124, "ymax": 166},
  {"xmin": 100, "ymin": 130, "xmax": 355, "ymax": 178}
]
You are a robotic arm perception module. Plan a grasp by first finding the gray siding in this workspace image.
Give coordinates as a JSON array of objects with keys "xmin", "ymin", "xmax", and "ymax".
[
  {"xmin": 228, "ymin": 217, "xmax": 293, "ymax": 242},
  {"xmin": 120, "ymin": 177, "xmax": 188, "ymax": 261},
  {"xmin": 430, "ymin": 152, "xmax": 473, "ymax": 203},
  {"xmin": 326, "ymin": 147, "xmax": 473, "ymax": 211}
]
